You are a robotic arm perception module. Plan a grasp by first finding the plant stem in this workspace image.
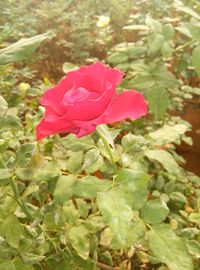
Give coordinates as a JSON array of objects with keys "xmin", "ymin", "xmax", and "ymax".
[
  {"xmin": 174, "ymin": 40, "xmax": 195, "ymax": 53},
  {"xmin": 96, "ymin": 130, "xmax": 117, "ymax": 175},
  {"xmin": 96, "ymin": 261, "xmax": 113, "ymax": 270},
  {"xmin": 9, "ymin": 176, "xmax": 34, "ymax": 221}
]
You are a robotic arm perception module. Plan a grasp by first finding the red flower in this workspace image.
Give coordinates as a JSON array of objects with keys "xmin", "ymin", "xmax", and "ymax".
[{"xmin": 36, "ymin": 62, "xmax": 147, "ymax": 140}]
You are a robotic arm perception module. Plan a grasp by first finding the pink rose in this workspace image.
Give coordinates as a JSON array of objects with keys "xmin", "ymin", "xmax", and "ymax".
[{"xmin": 36, "ymin": 62, "xmax": 147, "ymax": 140}]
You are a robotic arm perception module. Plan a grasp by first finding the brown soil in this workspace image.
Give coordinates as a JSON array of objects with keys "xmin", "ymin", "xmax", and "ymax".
[{"xmin": 174, "ymin": 97, "xmax": 200, "ymax": 176}]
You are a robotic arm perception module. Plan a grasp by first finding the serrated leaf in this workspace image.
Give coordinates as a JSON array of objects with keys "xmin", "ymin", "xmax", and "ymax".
[
  {"xmin": 97, "ymin": 189, "xmax": 133, "ymax": 248},
  {"xmin": 115, "ymin": 169, "xmax": 149, "ymax": 210},
  {"xmin": 69, "ymin": 225, "xmax": 90, "ymax": 259},
  {"xmin": 162, "ymin": 24, "xmax": 174, "ymax": 40},
  {"xmin": 21, "ymin": 253, "xmax": 45, "ymax": 264},
  {"xmin": 54, "ymin": 175, "xmax": 77, "ymax": 204},
  {"xmin": 149, "ymin": 34, "xmax": 165, "ymax": 56},
  {"xmin": 107, "ymin": 52, "xmax": 128, "ymax": 64},
  {"xmin": 148, "ymin": 224, "xmax": 193, "ymax": 270},
  {"xmin": 61, "ymin": 134, "xmax": 95, "ymax": 151},
  {"xmin": 169, "ymin": 191, "xmax": 187, "ymax": 204},
  {"xmin": 33, "ymin": 161, "xmax": 60, "ymax": 182},
  {"xmin": 147, "ymin": 87, "xmax": 169, "ymax": 119},
  {"xmin": 185, "ymin": 240, "xmax": 200, "ymax": 258},
  {"xmin": 15, "ymin": 143, "xmax": 36, "ymax": 167},
  {"xmin": 54, "ymin": 175, "xmax": 111, "ymax": 204},
  {"xmin": 145, "ymin": 149, "xmax": 180, "ymax": 175},
  {"xmin": 74, "ymin": 176, "xmax": 111, "ymax": 199},
  {"xmin": 149, "ymin": 124, "xmax": 189, "ymax": 146},
  {"xmin": 0, "ymin": 215, "xmax": 24, "ymax": 248},
  {"xmin": 66, "ymin": 151, "xmax": 83, "ymax": 173},
  {"xmin": 85, "ymin": 155, "xmax": 103, "ymax": 174},
  {"xmin": 141, "ymin": 199, "xmax": 169, "ymax": 224},
  {"xmin": 0, "ymin": 115, "xmax": 21, "ymax": 129},
  {"xmin": 83, "ymin": 148, "xmax": 100, "ymax": 170}
]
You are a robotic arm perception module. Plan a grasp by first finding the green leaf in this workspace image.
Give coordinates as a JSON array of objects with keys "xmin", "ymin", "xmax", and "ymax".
[
  {"xmin": 85, "ymin": 155, "xmax": 103, "ymax": 174},
  {"xmin": 13, "ymin": 257, "xmax": 34, "ymax": 270},
  {"xmin": 69, "ymin": 225, "xmax": 90, "ymax": 259},
  {"xmin": 140, "ymin": 199, "xmax": 169, "ymax": 224},
  {"xmin": 188, "ymin": 23, "xmax": 200, "ymax": 42},
  {"xmin": 162, "ymin": 24, "xmax": 174, "ymax": 40},
  {"xmin": 175, "ymin": 5, "xmax": 200, "ymax": 20},
  {"xmin": 122, "ymin": 133, "xmax": 146, "ymax": 153},
  {"xmin": 115, "ymin": 169, "xmax": 149, "ymax": 210},
  {"xmin": 148, "ymin": 224, "xmax": 193, "ymax": 270},
  {"xmin": 148, "ymin": 124, "xmax": 189, "ymax": 146},
  {"xmin": 161, "ymin": 41, "xmax": 173, "ymax": 58},
  {"xmin": 149, "ymin": 34, "xmax": 165, "ymax": 56},
  {"xmin": 0, "ymin": 261, "xmax": 15, "ymax": 270},
  {"xmin": 107, "ymin": 52, "xmax": 128, "ymax": 64},
  {"xmin": 145, "ymin": 17, "xmax": 162, "ymax": 32},
  {"xmin": 83, "ymin": 148, "xmax": 100, "ymax": 170},
  {"xmin": 147, "ymin": 87, "xmax": 169, "ymax": 119},
  {"xmin": 153, "ymin": 66, "xmax": 179, "ymax": 88},
  {"xmin": 61, "ymin": 134, "xmax": 95, "ymax": 151},
  {"xmin": 145, "ymin": 149, "xmax": 180, "ymax": 175},
  {"xmin": 54, "ymin": 175, "xmax": 77, "ymax": 204},
  {"xmin": 0, "ymin": 168, "xmax": 12, "ymax": 180},
  {"xmin": 0, "ymin": 96, "xmax": 8, "ymax": 117},
  {"xmin": 0, "ymin": 31, "xmax": 55, "ymax": 65},
  {"xmin": 62, "ymin": 62, "xmax": 78, "ymax": 73},
  {"xmin": 169, "ymin": 192, "xmax": 187, "ymax": 204},
  {"xmin": 33, "ymin": 161, "xmax": 60, "ymax": 182},
  {"xmin": 189, "ymin": 213, "xmax": 200, "ymax": 225},
  {"xmin": 192, "ymin": 46, "xmax": 200, "ymax": 77},
  {"xmin": 21, "ymin": 253, "xmax": 45, "ymax": 264},
  {"xmin": 0, "ymin": 215, "xmax": 24, "ymax": 248},
  {"xmin": 185, "ymin": 240, "xmax": 200, "ymax": 258},
  {"xmin": 123, "ymin": 25, "xmax": 149, "ymax": 31},
  {"xmin": 0, "ymin": 115, "xmax": 21, "ymax": 129},
  {"xmin": 97, "ymin": 189, "xmax": 134, "ymax": 248},
  {"xmin": 96, "ymin": 124, "xmax": 114, "ymax": 148},
  {"xmin": 15, "ymin": 143, "xmax": 36, "ymax": 167},
  {"xmin": 127, "ymin": 47, "xmax": 146, "ymax": 59},
  {"xmin": 54, "ymin": 175, "xmax": 111, "ymax": 204},
  {"xmin": 74, "ymin": 176, "xmax": 111, "ymax": 199},
  {"xmin": 66, "ymin": 151, "xmax": 83, "ymax": 173}
]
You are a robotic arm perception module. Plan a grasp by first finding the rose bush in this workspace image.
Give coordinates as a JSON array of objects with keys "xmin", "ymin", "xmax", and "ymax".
[{"xmin": 36, "ymin": 62, "xmax": 147, "ymax": 140}]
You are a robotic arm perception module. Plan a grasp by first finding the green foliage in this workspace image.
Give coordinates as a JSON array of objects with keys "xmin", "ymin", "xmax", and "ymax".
[
  {"xmin": 0, "ymin": 32, "xmax": 54, "ymax": 65},
  {"xmin": 0, "ymin": 0, "xmax": 200, "ymax": 269},
  {"xmin": 148, "ymin": 224, "xmax": 193, "ymax": 270}
]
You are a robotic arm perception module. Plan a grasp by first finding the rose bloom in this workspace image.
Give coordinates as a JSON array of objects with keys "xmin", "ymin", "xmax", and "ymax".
[{"xmin": 36, "ymin": 62, "xmax": 147, "ymax": 140}]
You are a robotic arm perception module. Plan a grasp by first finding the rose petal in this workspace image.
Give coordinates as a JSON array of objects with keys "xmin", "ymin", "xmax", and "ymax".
[
  {"xmin": 36, "ymin": 115, "xmax": 76, "ymax": 140},
  {"xmin": 102, "ymin": 90, "xmax": 147, "ymax": 123},
  {"xmin": 66, "ymin": 81, "xmax": 113, "ymax": 121}
]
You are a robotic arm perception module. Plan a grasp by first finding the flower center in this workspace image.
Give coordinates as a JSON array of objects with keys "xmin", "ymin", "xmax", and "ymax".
[{"xmin": 63, "ymin": 85, "xmax": 90, "ymax": 105}]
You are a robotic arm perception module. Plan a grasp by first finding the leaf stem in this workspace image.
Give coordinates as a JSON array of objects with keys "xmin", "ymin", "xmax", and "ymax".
[
  {"xmin": 174, "ymin": 40, "xmax": 195, "ymax": 53},
  {"xmin": 9, "ymin": 176, "xmax": 34, "ymax": 221},
  {"xmin": 96, "ymin": 130, "xmax": 117, "ymax": 175}
]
